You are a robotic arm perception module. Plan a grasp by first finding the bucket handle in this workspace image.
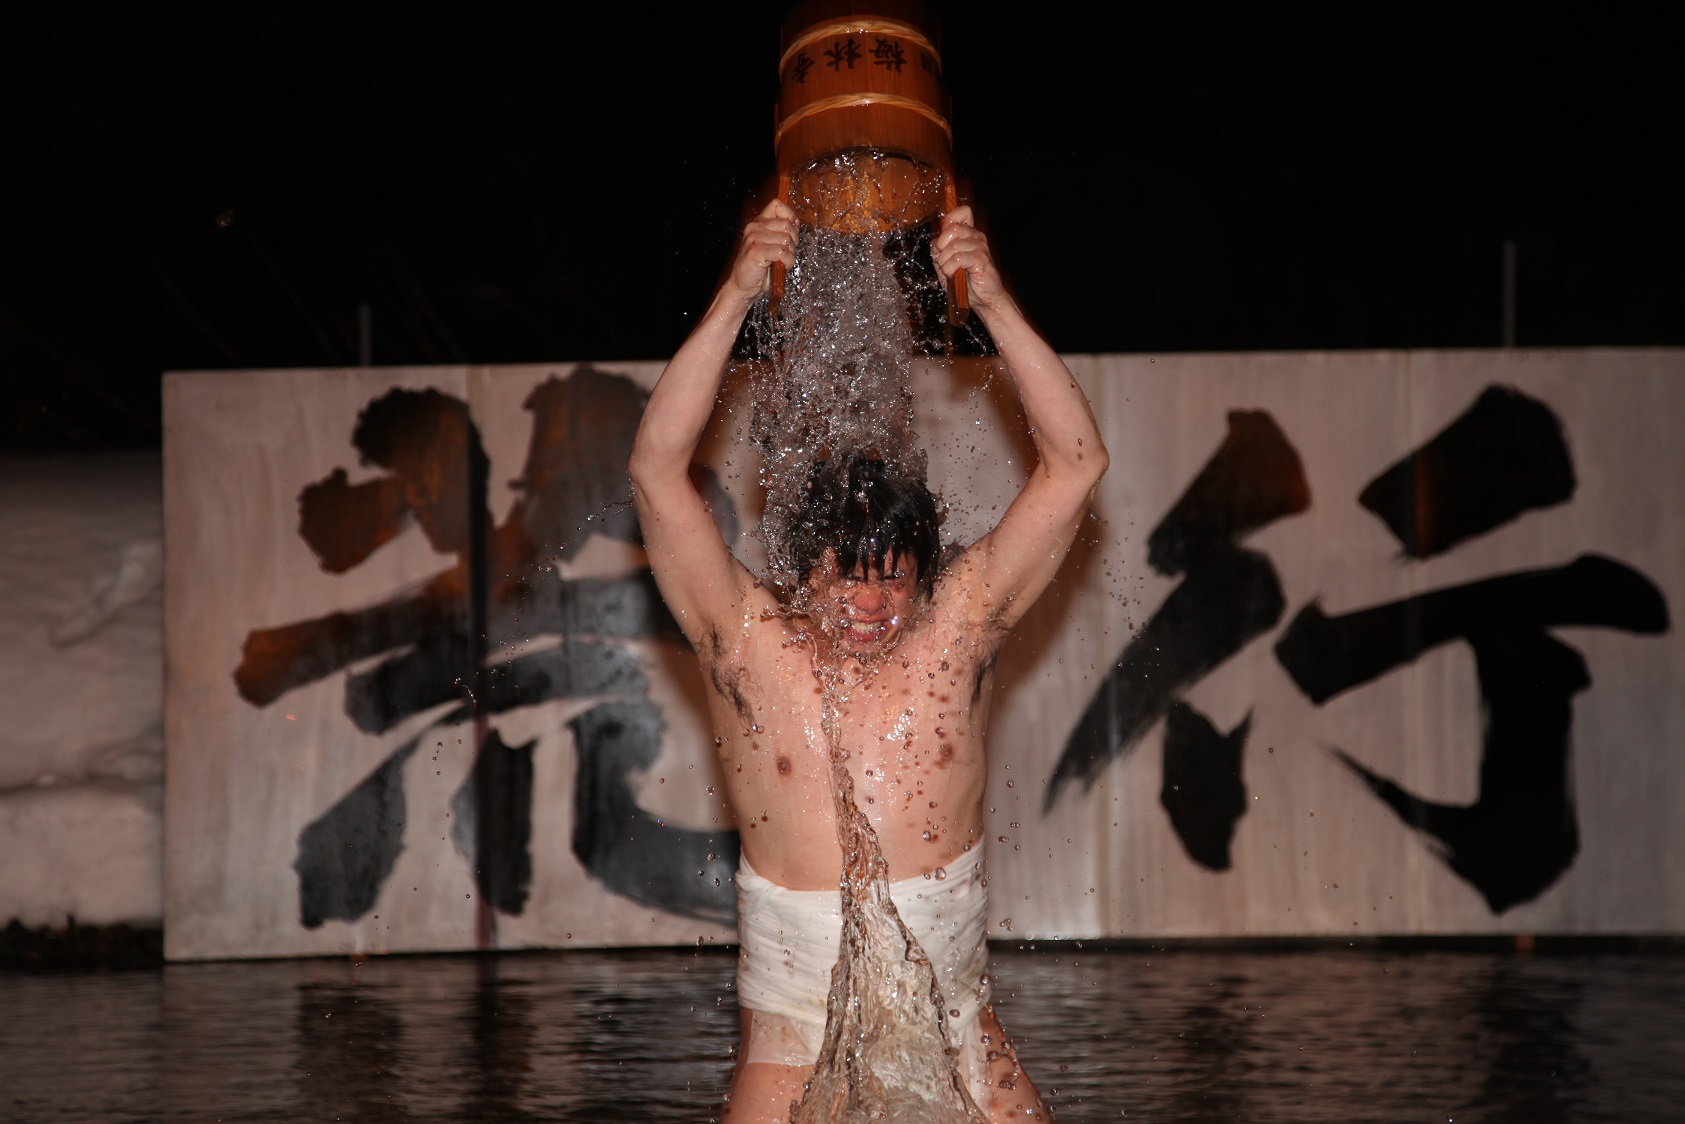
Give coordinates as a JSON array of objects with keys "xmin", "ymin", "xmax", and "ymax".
[
  {"xmin": 942, "ymin": 180, "xmax": 970, "ymax": 326},
  {"xmin": 768, "ymin": 172, "xmax": 792, "ymax": 316}
]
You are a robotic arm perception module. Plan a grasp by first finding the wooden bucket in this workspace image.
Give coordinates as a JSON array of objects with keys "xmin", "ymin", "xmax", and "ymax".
[
  {"xmin": 775, "ymin": 1, "xmax": 951, "ymax": 233},
  {"xmin": 772, "ymin": 1, "xmax": 967, "ymax": 317}
]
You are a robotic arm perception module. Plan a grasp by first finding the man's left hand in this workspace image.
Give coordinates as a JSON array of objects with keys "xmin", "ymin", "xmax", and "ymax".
[{"xmin": 932, "ymin": 205, "xmax": 1008, "ymax": 313}]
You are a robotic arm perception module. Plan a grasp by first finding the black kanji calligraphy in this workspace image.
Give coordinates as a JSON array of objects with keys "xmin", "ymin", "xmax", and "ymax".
[
  {"xmin": 871, "ymin": 37, "xmax": 906, "ymax": 71},
  {"xmin": 1045, "ymin": 382, "xmax": 1669, "ymax": 914},
  {"xmin": 1276, "ymin": 386, "xmax": 1668, "ymax": 911},
  {"xmin": 238, "ymin": 367, "xmax": 742, "ymax": 930},
  {"xmin": 1047, "ymin": 411, "xmax": 1310, "ymax": 870},
  {"xmin": 825, "ymin": 36, "xmax": 861, "ymax": 70}
]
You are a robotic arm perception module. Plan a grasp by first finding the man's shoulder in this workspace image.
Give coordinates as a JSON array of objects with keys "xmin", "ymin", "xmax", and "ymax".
[
  {"xmin": 907, "ymin": 593, "xmax": 1006, "ymax": 662},
  {"xmin": 926, "ymin": 543, "xmax": 1001, "ymax": 622}
]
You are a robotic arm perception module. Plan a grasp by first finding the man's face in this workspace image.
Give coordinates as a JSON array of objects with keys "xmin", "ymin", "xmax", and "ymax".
[{"xmin": 807, "ymin": 550, "xmax": 922, "ymax": 655}]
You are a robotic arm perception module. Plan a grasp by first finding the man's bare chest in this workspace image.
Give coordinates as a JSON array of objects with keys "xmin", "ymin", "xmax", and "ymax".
[{"xmin": 710, "ymin": 621, "xmax": 997, "ymax": 759}]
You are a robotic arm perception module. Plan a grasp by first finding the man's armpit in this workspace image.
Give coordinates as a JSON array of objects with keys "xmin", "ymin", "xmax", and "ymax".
[{"xmin": 702, "ymin": 628, "xmax": 759, "ymax": 728}]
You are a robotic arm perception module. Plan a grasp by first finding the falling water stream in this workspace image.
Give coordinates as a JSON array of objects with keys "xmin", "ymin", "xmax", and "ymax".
[
  {"xmin": 789, "ymin": 664, "xmax": 988, "ymax": 1123},
  {"xmin": 748, "ymin": 222, "xmax": 926, "ymax": 599},
  {"xmin": 744, "ymin": 162, "xmax": 989, "ymax": 1122}
]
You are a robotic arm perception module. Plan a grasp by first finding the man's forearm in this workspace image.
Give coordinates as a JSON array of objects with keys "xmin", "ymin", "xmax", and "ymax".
[
  {"xmin": 977, "ymin": 296, "xmax": 1108, "ymax": 480},
  {"xmin": 931, "ymin": 206, "xmax": 1106, "ymax": 482},
  {"xmin": 633, "ymin": 201, "xmax": 796, "ymax": 488},
  {"xmin": 630, "ymin": 284, "xmax": 757, "ymax": 484}
]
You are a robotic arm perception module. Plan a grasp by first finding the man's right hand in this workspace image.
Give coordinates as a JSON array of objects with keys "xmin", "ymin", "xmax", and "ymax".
[{"xmin": 725, "ymin": 199, "xmax": 799, "ymax": 300}]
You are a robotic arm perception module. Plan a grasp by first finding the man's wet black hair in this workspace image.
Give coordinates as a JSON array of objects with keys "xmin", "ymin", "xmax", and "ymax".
[{"xmin": 790, "ymin": 452, "xmax": 941, "ymax": 596}]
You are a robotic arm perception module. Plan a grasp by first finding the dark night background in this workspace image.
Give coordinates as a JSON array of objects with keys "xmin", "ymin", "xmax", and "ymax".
[{"xmin": 5, "ymin": 4, "xmax": 1681, "ymax": 451}]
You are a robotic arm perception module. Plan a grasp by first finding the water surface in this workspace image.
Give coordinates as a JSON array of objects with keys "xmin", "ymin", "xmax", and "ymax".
[{"xmin": 3, "ymin": 945, "xmax": 1683, "ymax": 1122}]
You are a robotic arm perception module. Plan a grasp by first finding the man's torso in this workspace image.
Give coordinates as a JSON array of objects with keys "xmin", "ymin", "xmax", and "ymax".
[{"xmin": 699, "ymin": 588, "xmax": 999, "ymax": 890}]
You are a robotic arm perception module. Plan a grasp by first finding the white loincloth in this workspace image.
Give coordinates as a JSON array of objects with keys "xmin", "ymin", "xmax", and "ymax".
[{"xmin": 734, "ymin": 848, "xmax": 993, "ymax": 1102}]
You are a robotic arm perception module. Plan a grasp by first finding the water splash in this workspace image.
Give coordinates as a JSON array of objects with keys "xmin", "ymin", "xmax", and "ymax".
[
  {"xmin": 790, "ymin": 662, "xmax": 988, "ymax": 1123},
  {"xmin": 745, "ymin": 219, "xmax": 932, "ymax": 599},
  {"xmin": 743, "ymin": 157, "xmax": 987, "ymax": 1122}
]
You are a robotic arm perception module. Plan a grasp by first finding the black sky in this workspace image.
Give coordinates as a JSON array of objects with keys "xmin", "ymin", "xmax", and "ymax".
[{"xmin": 5, "ymin": 4, "xmax": 1682, "ymax": 450}]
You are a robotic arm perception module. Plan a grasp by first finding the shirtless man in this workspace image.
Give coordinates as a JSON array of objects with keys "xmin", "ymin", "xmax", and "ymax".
[{"xmin": 628, "ymin": 198, "xmax": 1107, "ymax": 1122}]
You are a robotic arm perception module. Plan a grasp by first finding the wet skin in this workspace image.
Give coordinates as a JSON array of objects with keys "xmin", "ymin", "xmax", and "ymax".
[{"xmin": 702, "ymin": 551, "xmax": 997, "ymax": 893}]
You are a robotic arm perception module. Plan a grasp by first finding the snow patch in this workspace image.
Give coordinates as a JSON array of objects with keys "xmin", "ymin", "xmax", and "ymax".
[
  {"xmin": 0, "ymin": 453, "xmax": 163, "ymax": 926},
  {"xmin": 0, "ymin": 782, "xmax": 163, "ymax": 928}
]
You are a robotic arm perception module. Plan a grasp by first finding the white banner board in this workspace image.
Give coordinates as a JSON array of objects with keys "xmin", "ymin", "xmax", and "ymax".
[{"xmin": 163, "ymin": 350, "xmax": 1684, "ymax": 959}]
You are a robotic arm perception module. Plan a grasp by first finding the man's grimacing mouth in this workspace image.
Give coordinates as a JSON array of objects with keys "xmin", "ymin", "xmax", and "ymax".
[{"xmin": 845, "ymin": 615, "xmax": 900, "ymax": 639}]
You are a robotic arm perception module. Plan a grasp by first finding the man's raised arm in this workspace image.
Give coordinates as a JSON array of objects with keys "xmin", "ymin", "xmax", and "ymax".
[
  {"xmin": 629, "ymin": 200, "xmax": 798, "ymax": 645},
  {"xmin": 932, "ymin": 206, "xmax": 1110, "ymax": 628}
]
